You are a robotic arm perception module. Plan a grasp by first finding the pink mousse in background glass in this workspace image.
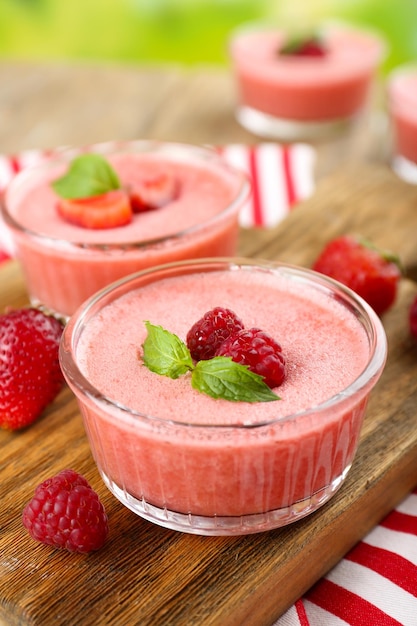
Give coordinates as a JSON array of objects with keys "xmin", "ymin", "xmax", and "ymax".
[
  {"xmin": 1, "ymin": 141, "xmax": 250, "ymax": 318},
  {"xmin": 60, "ymin": 258, "xmax": 387, "ymax": 536},
  {"xmin": 387, "ymin": 65, "xmax": 417, "ymax": 183},
  {"xmin": 229, "ymin": 22, "xmax": 386, "ymax": 141}
]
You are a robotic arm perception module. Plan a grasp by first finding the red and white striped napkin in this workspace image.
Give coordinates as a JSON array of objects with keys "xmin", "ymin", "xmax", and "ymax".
[
  {"xmin": 275, "ymin": 487, "xmax": 417, "ymax": 626},
  {"xmin": 219, "ymin": 142, "xmax": 316, "ymax": 228},
  {"xmin": 0, "ymin": 142, "xmax": 316, "ymax": 260}
]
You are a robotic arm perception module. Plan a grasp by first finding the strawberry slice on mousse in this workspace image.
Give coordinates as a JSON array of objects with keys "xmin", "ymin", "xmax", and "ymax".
[
  {"xmin": 53, "ymin": 153, "xmax": 179, "ymax": 229},
  {"xmin": 279, "ymin": 34, "xmax": 328, "ymax": 58},
  {"xmin": 128, "ymin": 172, "xmax": 179, "ymax": 213},
  {"xmin": 56, "ymin": 189, "xmax": 133, "ymax": 230}
]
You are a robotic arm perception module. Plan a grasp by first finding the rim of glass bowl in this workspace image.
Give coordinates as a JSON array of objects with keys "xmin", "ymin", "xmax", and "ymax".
[
  {"xmin": 1, "ymin": 140, "xmax": 250, "ymax": 252},
  {"xmin": 59, "ymin": 257, "xmax": 387, "ymax": 430}
]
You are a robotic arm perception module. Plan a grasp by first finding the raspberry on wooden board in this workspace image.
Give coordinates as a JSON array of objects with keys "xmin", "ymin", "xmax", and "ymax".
[{"xmin": 22, "ymin": 469, "xmax": 109, "ymax": 553}]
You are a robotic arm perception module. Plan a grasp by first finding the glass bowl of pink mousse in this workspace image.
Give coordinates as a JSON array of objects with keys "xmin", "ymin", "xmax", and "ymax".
[
  {"xmin": 387, "ymin": 63, "xmax": 417, "ymax": 184},
  {"xmin": 59, "ymin": 257, "xmax": 387, "ymax": 536},
  {"xmin": 1, "ymin": 141, "xmax": 250, "ymax": 319},
  {"xmin": 229, "ymin": 21, "xmax": 386, "ymax": 141}
]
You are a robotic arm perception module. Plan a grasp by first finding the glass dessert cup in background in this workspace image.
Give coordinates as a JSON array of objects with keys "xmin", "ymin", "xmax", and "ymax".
[
  {"xmin": 387, "ymin": 64, "xmax": 417, "ymax": 184},
  {"xmin": 60, "ymin": 258, "xmax": 387, "ymax": 536},
  {"xmin": 1, "ymin": 141, "xmax": 250, "ymax": 319},
  {"xmin": 228, "ymin": 22, "xmax": 386, "ymax": 142}
]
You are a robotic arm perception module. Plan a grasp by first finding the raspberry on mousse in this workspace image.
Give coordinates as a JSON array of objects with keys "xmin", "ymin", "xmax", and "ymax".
[
  {"xmin": 186, "ymin": 306, "xmax": 244, "ymax": 361},
  {"xmin": 187, "ymin": 307, "xmax": 286, "ymax": 389}
]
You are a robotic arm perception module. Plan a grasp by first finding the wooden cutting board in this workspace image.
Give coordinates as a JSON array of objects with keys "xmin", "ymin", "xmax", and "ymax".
[{"xmin": 1, "ymin": 162, "xmax": 417, "ymax": 626}]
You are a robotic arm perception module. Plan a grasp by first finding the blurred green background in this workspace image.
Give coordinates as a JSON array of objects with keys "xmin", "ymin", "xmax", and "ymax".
[{"xmin": 0, "ymin": 0, "xmax": 415, "ymax": 73}]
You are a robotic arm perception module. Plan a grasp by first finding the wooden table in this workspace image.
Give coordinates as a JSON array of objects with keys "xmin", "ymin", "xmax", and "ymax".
[
  {"xmin": 0, "ymin": 61, "xmax": 389, "ymax": 174},
  {"xmin": 1, "ymin": 62, "xmax": 417, "ymax": 626}
]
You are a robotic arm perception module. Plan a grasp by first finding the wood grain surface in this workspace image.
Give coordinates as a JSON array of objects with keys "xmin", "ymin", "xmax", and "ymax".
[
  {"xmin": 240, "ymin": 160, "xmax": 417, "ymax": 279},
  {"xmin": 0, "ymin": 62, "xmax": 389, "ymax": 177},
  {"xmin": 1, "ymin": 161, "xmax": 417, "ymax": 626},
  {"xmin": 0, "ymin": 62, "xmax": 416, "ymax": 626}
]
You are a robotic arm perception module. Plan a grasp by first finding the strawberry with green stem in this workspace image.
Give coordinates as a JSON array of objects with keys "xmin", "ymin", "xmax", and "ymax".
[
  {"xmin": 0, "ymin": 308, "xmax": 64, "ymax": 430},
  {"xmin": 312, "ymin": 235, "xmax": 402, "ymax": 316},
  {"xmin": 409, "ymin": 295, "xmax": 417, "ymax": 339}
]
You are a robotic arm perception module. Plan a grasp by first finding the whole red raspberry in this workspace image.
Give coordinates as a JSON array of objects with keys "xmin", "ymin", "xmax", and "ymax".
[
  {"xmin": 409, "ymin": 295, "xmax": 417, "ymax": 340},
  {"xmin": 22, "ymin": 469, "xmax": 109, "ymax": 553},
  {"xmin": 186, "ymin": 307, "xmax": 244, "ymax": 361},
  {"xmin": 216, "ymin": 328, "xmax": 286, "ymax": 388}
]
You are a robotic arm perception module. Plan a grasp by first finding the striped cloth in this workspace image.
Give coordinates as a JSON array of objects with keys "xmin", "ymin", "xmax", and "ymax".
[
  {"xmin": 275, "ymin": 488, "xmax": 417, "ymax": 626},
  {"xmin": 219, "ymin": 142, "xmax": 315, "ymax": 228},
  {"xmin": 2, "ymin": 144, "xmax": 417, "ymax": 625}
]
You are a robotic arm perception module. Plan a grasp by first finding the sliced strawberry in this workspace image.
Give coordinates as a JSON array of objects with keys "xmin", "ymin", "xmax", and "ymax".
[
  {"xmin": 295, "ymin": 39, "xmax": 327, "ymax": 57},
  {"xmin": 56, "ymin": 189, "xmax": 133, "ymax": 229},
  {"xmin": 280, "ymin": 35, "xmax": 327, "ymax": 58},
  {"xmin": 128, "ymin": 173, "xmax": 179, "ymax": 213}
]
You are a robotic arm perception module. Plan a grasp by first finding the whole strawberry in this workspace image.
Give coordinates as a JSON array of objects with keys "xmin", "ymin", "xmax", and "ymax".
[
  {"xmin": 409, "ymin": 295, "xmax": 417, "ymax": 340},
  {"xmin": 22, "ymin": 469, "xmax": 109, "ymax": 553},
  {"xmin": 312, "ymin": 236, "xmax": 402, "ymax": 316},
  {"xmin": 0, "ymin": 308, "xmax": 64, "ymax": 430}
]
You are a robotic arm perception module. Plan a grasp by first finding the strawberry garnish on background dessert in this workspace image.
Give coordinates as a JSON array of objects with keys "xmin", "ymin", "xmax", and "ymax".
[
  {"xmin": 22, "ymin": 469, "xmax": 109, "ymax": 553},
  {"xmin": 53, "ymin": 153, "xmax": 132, "ymax": 229},
  {"xmin": 56, "ymin": 189, "xmax": 132, "ymax": 229},
  {"xmin": 129, "ymin": 172, "xmax": 179, "ymax": 213},
  {"xmin": 279, "ymin": 32, "xmax": 327, "ymax": 57},
  {"xmin": 53, "ymin": 153, "xmax": 178, "ymax": 227},
  {"xmin": 312, "ymin": 235, "xmax": 402, "ymax": 316},
  {"xmin": 0, "ymin": 308, "xmax": 64, "ymax": 430}
]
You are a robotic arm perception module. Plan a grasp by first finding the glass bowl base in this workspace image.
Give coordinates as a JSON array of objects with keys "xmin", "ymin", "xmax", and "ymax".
[
  {"xmin": 236, "ymin": 105, "xmax": 357, "ymax": 142},
  {"xmin": 101, "ymin": 465, "xmax": 352, "ymax": 535},
  {"xmin": 392, "ymin": 155, "xmax": 417, "ymax": 184}
]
